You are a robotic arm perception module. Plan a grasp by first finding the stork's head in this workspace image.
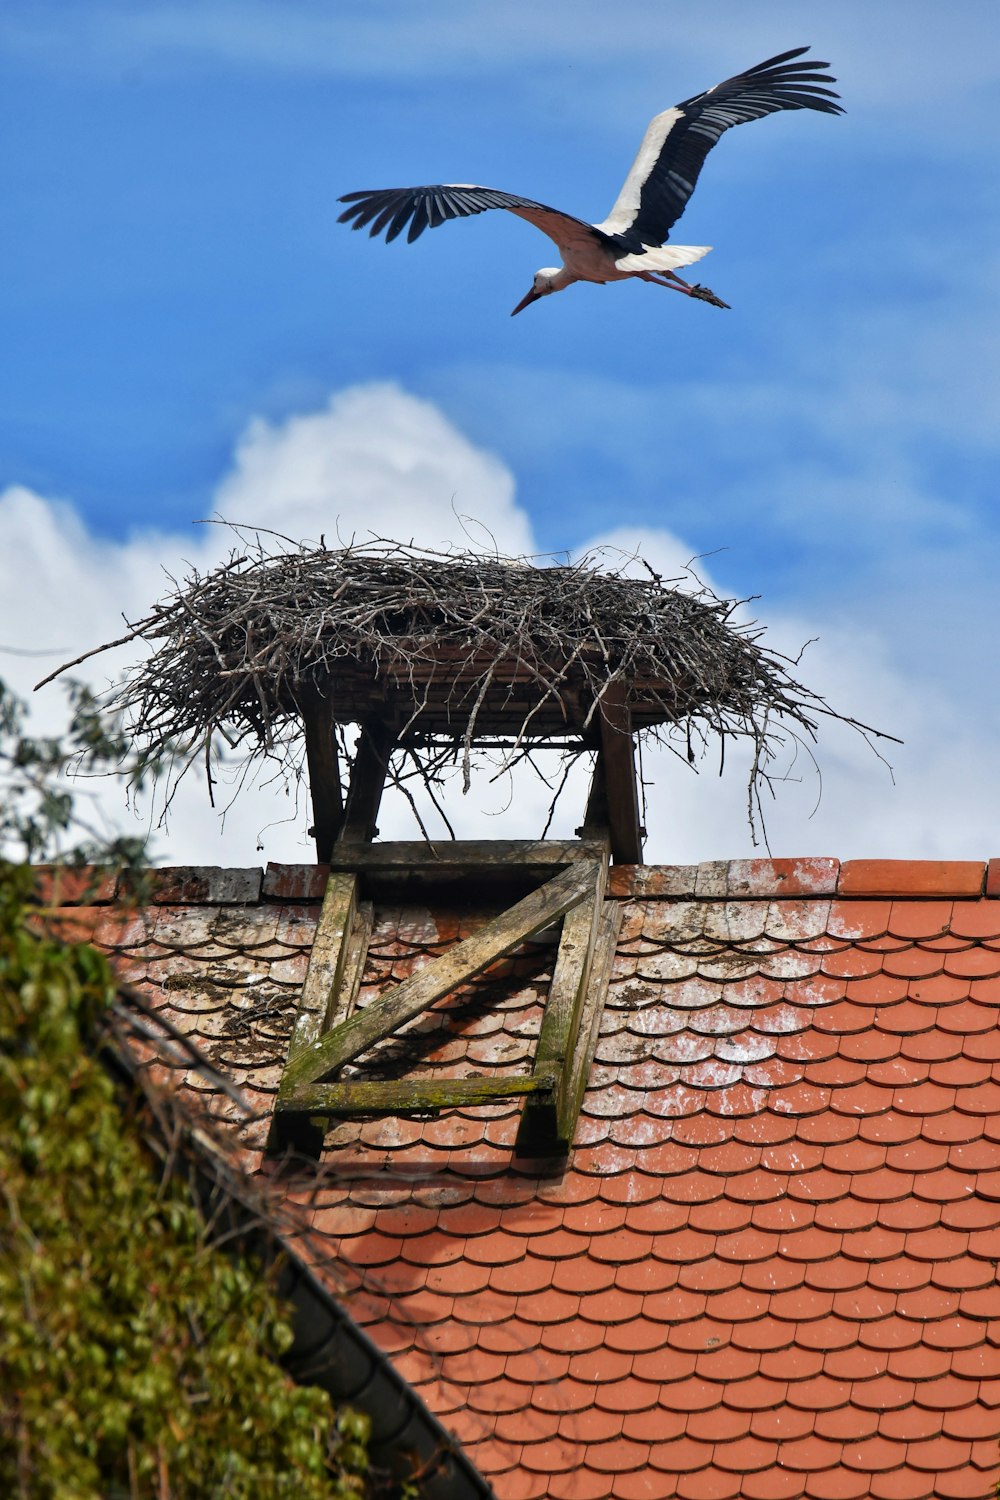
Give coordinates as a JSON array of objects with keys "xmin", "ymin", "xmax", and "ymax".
[{"xmin": 511, "ymin": 268, "xmax": 566, "ymax": 316}]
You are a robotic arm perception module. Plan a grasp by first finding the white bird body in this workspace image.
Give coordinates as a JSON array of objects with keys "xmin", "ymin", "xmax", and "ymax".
[{"xmin": 339, "ymin": 48, "xmax": 842, "ymax": 315}]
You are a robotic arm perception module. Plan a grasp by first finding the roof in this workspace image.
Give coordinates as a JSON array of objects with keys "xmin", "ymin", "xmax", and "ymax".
[{"xmin": 55, "ymin": 854, "xmax": 1000, "ymax": 1500}]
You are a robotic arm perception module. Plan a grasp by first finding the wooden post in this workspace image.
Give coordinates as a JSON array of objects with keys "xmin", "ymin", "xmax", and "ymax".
[
  {"xmin": 338, "ymin": 720, "xmax": 395, "ymax": 845},
  {"xmin": 597, "ymin": 681, "xmax": 644, "ymax": 866},
  {"xmin": 580, "ymin": 747, "xmax": 609, "ymax": 841},
  {"xmin": 300, "ymin": 690, "xmax": 343, "ymax": 863}
]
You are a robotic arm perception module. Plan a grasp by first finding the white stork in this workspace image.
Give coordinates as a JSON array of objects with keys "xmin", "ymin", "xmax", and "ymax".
[{"xmin": 338, "ymin": 47, "xmax": 842, "ymax": 315}]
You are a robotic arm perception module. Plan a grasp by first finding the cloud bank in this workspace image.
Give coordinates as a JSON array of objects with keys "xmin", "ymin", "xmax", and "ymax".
[{"xmin": 2, "ymin": 382, "xmax": 997, "ymax": 866}]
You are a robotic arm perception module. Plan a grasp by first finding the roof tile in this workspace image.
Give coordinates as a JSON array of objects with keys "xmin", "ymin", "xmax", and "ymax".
[
  {"xmin": 492, "ymin": 1472, "xmax": 551, "ymax": 1500},
  {"xmin": 869, "ymin": 1470, "xmax": 936, "ymax": 1500},
  {"xmin": 591, "ymin": 1376, "xmax": 660, "ymax": 1415},
  {"xmin": 684, "ymin": 1406, "xmax": 751, "ymax": 1444},
  {"xmin": 645, "ymin": 1434, "xmax": 712, "ymax": 1473},
  {"xmin": 537, "ymin": 1319, "xmax": 604, "ymax": 1355},
  {"xmin": 548, "ymin": 1260, "xmax": 617, "ymax": 1296},
  {"xmin": 616, "ymin": 1259, "xmax": 682, "ymax": 1294},
  {"xmin": 606, "ymin": 1318, "xmax": 680, "ymax": 1355},
  {"xmin": 515, "ymin": 1289, "xmax": 578, "ymax": 1326},
  {"xmin": 675, "ymin": 1470, "xmax": 743, "ymax": 1500},
  {"xmin": 610, "ymin": 1473, "xmax": 676, "ymax": 1500},
  {"xmin": 527, "ymin": 1374, "xmax": 599, "ymax": 1410},
  {"xmin": 822, "ymin": 1346, "xmax": 892, "ymax": 1383},
  {"xmin": 895, "ymin": 1283, "xmax": 956, "ymax": 1319},
  {"xmin": 741, "ymin": 1469, "xmax": 811, "ymax": 1500},
  {"xmin": 719, "ymin": 1373, "xmax": 787, "ymax": 1410},
  {"xmin": 488, "ymin": 1258, "xmax": 554, "ymax": 1295},
  {"xmin": 625, "ymin": 1372, "xmax": 713, "ymax": 1412},
  {"xmin": 803, "ymin": 1469, "xmax": 883, "ymax": 1499},
  {"xmin": 752, "ymin": 1196, "xmax": 816, "ymax": 1233},
  {"xmin": 694, "ymin": 1345, "xmax": 761, "ymax": 1384},
  {"xmin": 904, "ymin": 1434, "xmax": 972, "ymax": 1472},
  {"xmin": 772, "ymin": 1431, "xmax": 844, "ymax": 1470},
  {"xmin": 887, "ymin": 1344, "xmax": 952, "ymax": 1381},
  {"xmin": 839, "ymin": 861, "xmax": 984, "ymax": 898},
  {"xmin": 617, "ymin": 1404, "xmax": 688, "ymax": 1444},
  {"xmin": 942, "ymin": 943, "xmax": 1000, "ymax": 977},
  {"xmin": 566, "ymin": 1346, "xmax": 634, "ymax": 1384},
  {"xmin": 84, "ymin": 864, "xmax": 1000, "ymax": 1500},
  {"xmin": 935, "ymin": 1469, "xmax": 1000, "ymax": 1498},
  {"xmin": 941, "ymin": 1401, "xmax": 999, "ymax": 1438},
  {"xmin": 712, "ymin": 1434, "xmax": 780, "ymax": 1473},
  {"xmin": 813, "ymin": 1198, "xmax": 878, "ymax": 1232},
  {"xmin": 758, "ymin": 1345, "xmax": 824, "ymax": 1383},
  {"xmin": 689, "ymin": 1198, "xmax": 753, "ymax": 1235},
  {"xmin": 677, "ymin": 1257, "xmax": 742, "ymax": 1292},
  {"xmin": 856, "ymin": 1319, "xmax": 921, "ymax": 1354},
  {"xmin": 515, "ymin": 1435, "xmax": 579, "ymax": 1474},
  {"xmin": 944, "ymin": 1195, "xmax": 1000, "ymax": 1231}
]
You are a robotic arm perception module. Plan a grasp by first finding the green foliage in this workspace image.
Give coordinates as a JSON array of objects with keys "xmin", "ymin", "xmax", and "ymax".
[
  {"xmin": 0, "ymin": 861, "xmax": 371, "ymax": 1497},
  {"xmin": 0, "ymin": 678, "xmax": 154, "ymax": 870}
]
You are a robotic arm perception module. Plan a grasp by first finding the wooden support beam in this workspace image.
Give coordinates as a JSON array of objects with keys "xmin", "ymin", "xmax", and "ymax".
[
  {"xmin": 269, "ymin": 872, "xmax": 357, "ymax": 1156},
  {"xmin": 269, "ymin": 841, "xmax": 622, "ymax": 1163},
  {"xmin": 516, "ymin": 856, "xmax": 606, "ymax": 1153},
  {"xmin": 329, "ymin": 837, "xmax": 607, "ymax": 888},
  {"xmin": 326, "ymin": 898, "xmax": 373, "ymax": 1033},
  {"xmin": 580, "ymin": 748, "xmax": 609, "ymax": 841},
  {"xmin": 300, "ymin": 691, "xmax": 343, "ymax": 862},
  {"xmin": 597, "ymin": 681, "xmax": 644, "ymax": 866},
  {"xmin": 338, "ymin": 721, "xmax": 395, "ymax": 845},
  {"xmin": 555, "ymin": 899, "xmax": 623, "ymax": 1145},
  {"xmin": 280, "ymin": 859, "xmax": 596, "ymax": 1096},
  {"xmin": 287, "ymin": 1072, "xmax": 555, "ymax": 1115}
]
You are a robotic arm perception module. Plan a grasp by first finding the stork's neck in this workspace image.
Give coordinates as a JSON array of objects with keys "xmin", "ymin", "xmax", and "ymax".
[{"xmin": 536, "ymin": 266, "xmax": 578, "ymax": 294}]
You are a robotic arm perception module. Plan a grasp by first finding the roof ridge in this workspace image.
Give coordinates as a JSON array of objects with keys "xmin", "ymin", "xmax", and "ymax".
[{"xmin": 32, "ymin": 855, "xmax": 1000, "ymax": 907}]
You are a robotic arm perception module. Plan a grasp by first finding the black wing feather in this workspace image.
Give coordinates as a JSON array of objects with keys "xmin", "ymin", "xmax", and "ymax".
[
  {"xmin": 623, "ymin": 46, "xmax": 842, "ymax": 248},
  {"xmin": 337, "ymin": 185, "xmax": 561, "ymax": 244}
]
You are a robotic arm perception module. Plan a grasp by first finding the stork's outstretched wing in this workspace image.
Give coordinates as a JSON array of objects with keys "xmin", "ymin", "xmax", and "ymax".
[
  {"xmin": 337, "ymin": 185, "xmax": 598, "ymax": 251},
  {"xmin": 596, "ymin": 46, "xmax": 842, "ymax": 250}
]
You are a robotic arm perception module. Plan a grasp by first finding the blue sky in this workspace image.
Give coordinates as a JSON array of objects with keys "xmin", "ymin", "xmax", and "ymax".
[{"xmin": 2, "ymin": 1, "xmax": 999, "ymax": 864}]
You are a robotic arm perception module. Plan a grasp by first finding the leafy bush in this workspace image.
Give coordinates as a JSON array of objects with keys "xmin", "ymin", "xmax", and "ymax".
[
  {"xmin": 0, "ymin": 861, "xmax": 370, "ymax": 1497},
  {"xmin": 0, "ymin": 678, "xmax": 371, "ymax": 1497}
]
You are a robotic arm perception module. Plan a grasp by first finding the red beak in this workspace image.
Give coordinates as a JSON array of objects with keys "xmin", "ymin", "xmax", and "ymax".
[{"xmin": 511, "ymin": 286, "xmax": 541, "ymax": 317}]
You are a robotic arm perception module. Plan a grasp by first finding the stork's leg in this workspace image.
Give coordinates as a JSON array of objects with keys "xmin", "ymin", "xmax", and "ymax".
[{"xmin": 639, "ymin": 270, "xmax": 730, "ymax": 310}]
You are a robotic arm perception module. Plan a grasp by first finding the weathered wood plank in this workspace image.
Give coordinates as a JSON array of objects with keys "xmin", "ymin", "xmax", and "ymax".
[
  {"xmin": 557, "ymin": 900, "xmax": 623, "ymax": 1147},
  {"xmin": 329, "ymin": 838, "xmax": 607, "ymax": 877},
  {"xmin": 282, "ymin": 1072, "xmax": 555, "ymax": 1115},
  {"xmin": 515, "ymin": 859, "xmax": 608, "ymax": 1155},
  {"xmin": 526, "ymin": 855, "xmax": 604, "ymax": 1107},
  {"xmin": 326, "ymin": 899, "xmax": 373, "ymax": 1031},
  {"xmin": 281, "ymin": 872, "xmax": 357, "ymax": 1076},
  {"xmin": 270, "ymin": 871, "xmax": 358, "ymax": 1156},
  {"xmin": 281, "ymin": 860, "xmax": 595, "ymax": 1094}
]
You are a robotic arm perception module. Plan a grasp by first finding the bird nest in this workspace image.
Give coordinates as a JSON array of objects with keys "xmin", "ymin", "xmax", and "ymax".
[{"xmin": 46, "ymin": 535, "xmax": 884, "ymax": 840}]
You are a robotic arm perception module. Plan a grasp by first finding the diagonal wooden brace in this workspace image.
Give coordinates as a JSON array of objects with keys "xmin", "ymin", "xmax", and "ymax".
[
  {"xmin": 280, "ymin": 859, "xmax": 597, "ymax": 1099},
  {"xmin": 268, "ymin": 842, "xmax": 619, "ymax": 1162}
]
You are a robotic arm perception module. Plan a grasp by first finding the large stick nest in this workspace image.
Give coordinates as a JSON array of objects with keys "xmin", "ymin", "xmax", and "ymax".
[{"xmin": 45, "ymin": 534, "xmax": 885, "ymax": 837}]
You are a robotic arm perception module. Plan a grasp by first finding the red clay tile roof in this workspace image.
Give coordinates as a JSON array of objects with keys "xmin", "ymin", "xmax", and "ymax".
[{"xmin": 56, "ymin": 856, "xmax": 1000, "ymax": 1500}]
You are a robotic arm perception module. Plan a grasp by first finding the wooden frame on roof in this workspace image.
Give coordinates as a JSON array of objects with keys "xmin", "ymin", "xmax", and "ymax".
[{"xmin": 267, "ymin": 839, "xmax": 622, "ymax": 1161}]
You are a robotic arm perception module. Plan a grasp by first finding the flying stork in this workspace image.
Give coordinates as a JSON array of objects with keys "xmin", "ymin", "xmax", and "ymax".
[{"xmin": 338, "ymin": 47, "xmax": 842, "ymax": 316}]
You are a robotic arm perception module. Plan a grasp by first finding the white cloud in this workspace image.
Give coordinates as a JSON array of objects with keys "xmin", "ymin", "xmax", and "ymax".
[
  {"xmin": 214, "ymin": 383, "xmax": 532, "ymax": 555},
  {"xmin": 3, "ymin": 383, "xmax": 999, "ymax": 868},
  {"xmin": 0, "ymin": 383, "xmax": 535, "ymax": 865},
  {"xmin": 576, "ymin": 522, "xmax": 1000, "ymax": 863}
]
